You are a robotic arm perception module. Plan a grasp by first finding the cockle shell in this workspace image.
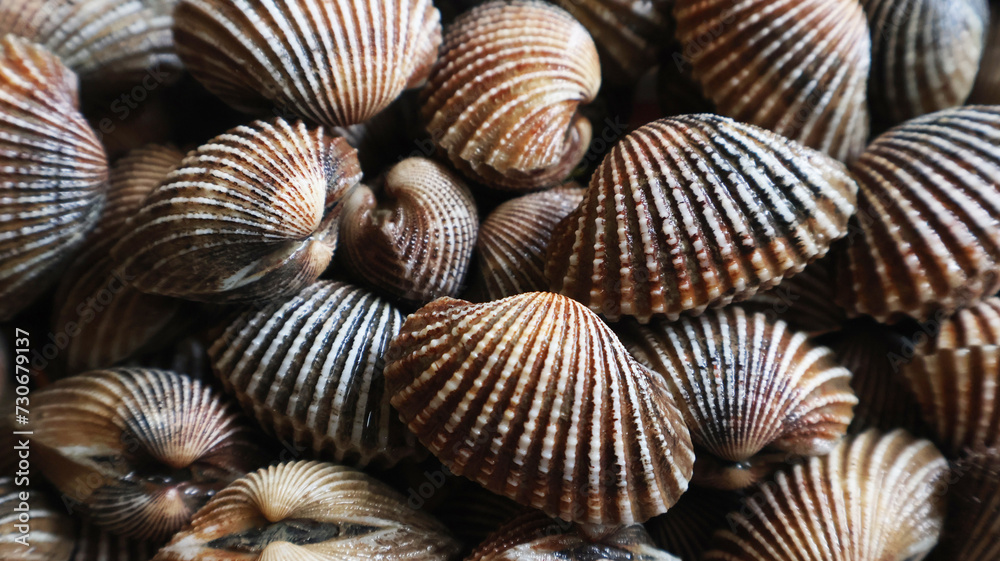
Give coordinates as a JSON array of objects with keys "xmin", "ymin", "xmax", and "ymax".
[
  {"xmin": 619, "ymin": 308, "xmax": 857, "ymax": 490},
  {"xmin": 836, "ymin": 105, "xmax": 1000, "ymax": 324},
  {"xmin": 384, "ymin": 291, "xmax": 695, "ymax": 525},
  {"xmin": 704, "ymin": 429, "xmax": 948, "ymax": 561},
  {"xmin": 173, "ymin": 0, "xmax": 441, "ymax": 127},
  {"xmin": 467, "ymin": 511, "xmax": 680, "ymax": 561},
  {"xmin": 208, "ymin": 280, "xmax": 423, "ymax": 467},
  {"xmin": 0, "ymin": 479, "xmax": 75, "ymax": 561},
  {"xmin": 0, "ymin": 0, "xmax": 181, "ymax": 88},
  {"xmin": 421, "ymin": 0, "xmax": 601, "ymax": 191},
  {"xmin": 151, "ymin": 460, "xmax": 461, "ymax": 561},
  {"xmin": 52, "ymin": 145, "xmax": 187, "ymax": 374},
  {"xmin": 739, "ymin": 255, "xmax": 847, "ymax": 336},
  {"xmin": 927, "ymin": 295, "xmax": 1000, "ymax": 352},
  {"xmin": 929, "ymin": 447, "xmax": 1000, "ymax": 561},
  {"xmin": 339, "ymin": 157, "xmax": 478, "ymax": 304},
  {"xmin": 111, "ymin": 118, "xmax": 362, "ymax": 303},
  {"xmin": 545, "ymin": 114, "xmax": 859, "ymax": 323},
  {"xmin": 0, "ymin": 35, "xmax": 108, "ymax": 321},
  {"xmin": 672, "ymin": 0, "xmax": 871, "ymax": 161},
  {"xmin": 644, "ymin": 487, "xmax": 742, "ymax": 561},
  {"xmin": 475, "ymin": 184, "xmax": 584, "ymax": 300},
  {"xmin": 28, "ymin": 368, "xmax": 263, "ymax": 541},
  {"xmin": 863, "ymin": 0, "xmax": 989, "ymax": 127}
]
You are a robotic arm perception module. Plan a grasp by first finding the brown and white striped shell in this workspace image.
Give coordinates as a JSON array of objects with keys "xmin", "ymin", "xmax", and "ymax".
[
  {"xmin": 926, "ymin": 296, "xmax": 1000, "ymax": 352},
  {"xmin": 836, "ymin": 106, "xmax": 1000, "ymax": 324},
  {"xmin": 421, "ymin": 0, "xmax": 601, "ymax": 191},
  {"xmin": 28, "ymin": 368, "xmax": 263, "ymax": 541},
  {"xmin": 644, "ymin": 487, "xmax": 742, "ymax": 561},
  {"xmin": 52, "ymin": 145, "xmax": 187, "ymax": 374},
  {"xmin": 152, "ymin": 461, "xmax": 461, "ymax": 561},
  {"xmin": 863, "ymin": 0, "xmax": 989, "ymax": 127},
  {"xmin": 619, "ymin": 308, "xmax": 857, "ymax": 490},
  {"xmin": 0, "ymin": 479, "xmax": 75, "ymax": 561},
  {"xmin": 384, "ymin": 291, "xmax": 695, "ymax": 525},
  {"xmin": 173, "ymin": 0, "xmax": 440, "ymax": 128},
  {"xmin": 672, "ymin": 0, "xmax": 871, "ymax": 161},
  {"xmin": 545, "ymin": 114, "xmax": 859, "ymax": 323},
  {"xmin": 468, "ymin": 511, "xmax": 680, "ymax": 561},
  {"xmin": 704, "ymin": 429, "xmax": 949, "ymax": 561},
  {"xmin": 0, "ymin": 0, "xmax": 181, "ymax": 88},
  {"xmin": 111, "ymin": 119, "xmax": 362, "ymax": 303},
  {"xmin": 209, "ymin": 280, "xmax": 423, "ymax": 467},
  {"xmin": 339, "ymin": 157, "xmax": 478, "ymax": 304},
  {"xmin": 0, "ymin": 35, "xmax": 108, "ymax": 321},
  {"xmin": 475, "ymin": 184, "xmax": 584, "ymax": 300},
  {"xmin": 929, "ymin": 446, "xmax": 1000, "ymax": 561},
  {"xmin": 739, "ymin": 255, "xmax": 848, "ymax": 336}
]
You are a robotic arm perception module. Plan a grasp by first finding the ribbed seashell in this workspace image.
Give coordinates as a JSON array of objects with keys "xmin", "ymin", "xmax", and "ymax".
[
  {"xmin": 111, "ymin": 119, "xmax": 362, "ymax": 303},
  {"xmin": 173, "ymin": 0, "xmax": 440, "ymax": 128},
  {"xmin": 152, "ymin": 460, "xmax": 461, "ymax": 561},
  {"xmin": 969, "ymin": 3, "xmax": 1000, "ymax": 104},
  {"xmin": 0, "ymin": 35, "xmax": 108, "ymax": 321},
  {"xmin": 704, "ymin": 429, "xmax": 949, "ymax": 561},
  {"xmin": 927, "ymin": 296, "xmax": 1000, "ymax": 352},
  {"xmin": 339, "ymin": 157, "xmax": 478, "ymax": 304},
  {"xmin": 52, "ymin": 145, "xmax": 187, "ymax": 374},
  {"xmin": 863, "ymin": 0, "xmax": 989, "ymax": 127},
  {"xmin": 0, "ymin": 479, "xmax": 75, "ymax": 561},
  {"xmin": 0, "ymin": 0, "xmax": 181, "ymax": 88},
  {"xmin": 929, "ymin": 447, "xmax": 1000, "ymax": 561},
  {"xmin": 209, "ymin": 280, "xmax": 423, "ymax": 467},
  {"xmin": 672, "ymin": 0, "xmax": 871, "ymax": 161},
  {"xmin": 476, "ymin": 184, "xmax": 584, "ymax": 300},
  {"xmin": 644, "ymin": 487, "xmax": 741, "ymax": 561},
  {"xmin": 619, "ymin": 308, "xmax": 857, "ymax": 490},
  {"xmin": 421, "ymin": 0, "xmax": 601, "ymax": 191},
  {"xmin": 71, "ymin": 522, "xmax": 158, "ymax": 561},
  {"xmin": 836, "ymin": 106, "xmax": 1000, "ymax": 324},
  {"xmin": 739, "ymin": 255, "xmax": 847, "ymax": 336},
  {"xmin": 28, "ymin": 368, "xmax": 263, "ymax": 541},
  {"xmin": 468, "ymin": 511, "xmax": 680, "ymax": 561},
  {"xmin": 384, "ymin": 291, "xmax": 695, "ymax": 525},
  {"xmin": 546, "ymin": 114, "xmax": 859, "ymax": 323}
]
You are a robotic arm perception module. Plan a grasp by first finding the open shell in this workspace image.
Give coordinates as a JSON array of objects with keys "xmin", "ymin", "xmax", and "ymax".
[
  {"xmin": 152, "ymin": 460, "xmax": 461, "ymax": 561},
  {"xmin": 339, "ymin": 157, "xmax": 478, "ymax": 304},
  {"xmin": 704, "ymin": 429, "xmax": 948, "ymax": 561},
  {"xmin": 930, "ymin": 447, "xmax": 1000, "ymax": 561},
  {"xmin": 0, "ymin": 479, "xmax": 75, "ymax": 561},
  {"xmin": 672, "ymin": 0, "xmax": 871, "ymax": 161},
  {"xmin": 111, "ymin": 118, "xmax": 362, "ymax": 303},
  {"xmin": 475, "ymin": 184, "xmax": 584, "ymax": 300},
  {"xmin": 421, "ymin": 0, "xmax": 601, "ymax": 190},
  {"xmin": 27, "ymin": 368, "xmax": 263, "ymax": 541},
  {"xmin": 619, "ymin": 308, "xmax": 857, "ymax": 489},
  {"xmin": 545, "ymin": 114, "xmax": 859, "ymax": 323},
  {"xmin": 173, "ymin": 0, "xmax": 440, "ymax": 127},
  {"xmin": 836, "ymin": 105, "xmax": 1000, "ymax": 323},
  {"xmin": 208, "ymin": 280, "xmax": 423, "ymax": 468},
  {"xmin": 0, "ymin": 35, "xmax": 108, "ymax": 320},
  {"xmin": 384, "ymin": 291, "xmax": 695, "ymax": 525}
]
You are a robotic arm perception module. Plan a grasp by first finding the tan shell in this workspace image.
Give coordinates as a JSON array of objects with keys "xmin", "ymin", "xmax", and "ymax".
[
  {"xmin": 0, "ymin": 35, "xmax": 108, "ymax": 320},
  {"xmin": 545, "ymin": 114, "xmax": 859, "ymax": 323},
  {"xmin": 152, "ymin": 460, "xmax": 461, "ymax": 561},
  {"xmin": 836, "ymin": 105, "xmax": 1000, "ymax": 324},
  {"xmin": 421, "ymin": 0, "xmax": 601, "ymax": 191},
  {"xmin": 619, "ymin": 308, "xmax": 857, "ymax": 490},
  {"xmin": 468, "ymin": 511, "xmax": 680, "ymax": 561},
  {"xmin": 0, "ymin": 0, "xmax": 181, "ymax": 88},
  {"xmin": 673, "ymin": 0, "xmax": 871, "ymax": 161},
  {"xmin": 173, "ymin": 0, "xmax": 440, "ymax": 127},
  {"xmin": 475, "ymin": 184, "xmax": 585, "ymax": 300},
  {"xmin": 384, "ymin": 291, "xmax": 695, "ymax": 525},
  {"xmin": 111, "ymin": 118, "xmax": 362, "ymax": 303},
  {"xmin": 0, "ymin": 479, "xmax": 75, "ymax": 561},
  {"xmin": 644, "ymin": 487, "xmax": 742, "ymax": 561},
  {"xmin": 930, "ymin": 447, "xmax": 1000, "ymax": 561},
  {"xmin": 704, "ymin": 429, "xmax": 948, "ymax": 561},
  {"xmin": 52, "ymin": 145, "xmax": 187, "ymax": 374},
  {"xmin": 739, "ymin": 255, "xmax": 847, "ymax": 336},
  {"xmin": 339, "ymin": 157, "xmax": 478, "ymax": 304},
  {"xmin": 28, "ymin": 368, "xmax": 263, "ymax": 541},
  {"xmin": 863, "ymin": 0, "xmax": 989, "ymax": 126},
  {"xmin": 208, "ymin": 280, "xmax": 423, "ymax": 467},
  {"xmin": 71, "ymin": 521, "xmax": 159, "ymax": 561}
]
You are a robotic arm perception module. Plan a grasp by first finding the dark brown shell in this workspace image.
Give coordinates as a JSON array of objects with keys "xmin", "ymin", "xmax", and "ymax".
[
  {"xmin": 70, "ymin": 522, "xmax": 159, "ymax": 561},
  {"xmin": 837, "ymin": 105, "xmax": 1000, "ymax": 323},
  {"xmin": 929, "ymin": 447, "xmax": 1000, "ymax": 561},
  {"xmin": 384, "ymin": 292, "xmax": 695, "ymax": 525},
  {"xmin": 429, "ymin": 479, "xmax": 524, "ymax": 552},
  {"xmin": 739, "ymin": 255, "xmax": 848, "ymax": 336},
  {"xmin": 644, "ymin": 487, "xmax": 742, "ymax": 561},
  {"xmin": 546, "ymin": 114, "xmax": 858, "ymax": 323},
  {"xmin": 969, "ymin": 2, "xmax": 1000, "ymax": 104}
]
